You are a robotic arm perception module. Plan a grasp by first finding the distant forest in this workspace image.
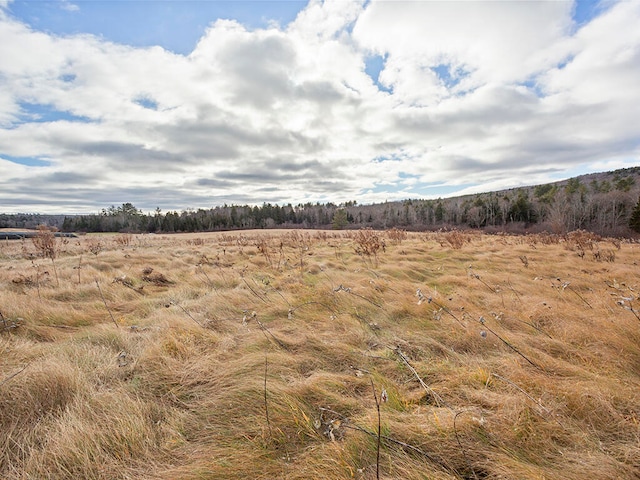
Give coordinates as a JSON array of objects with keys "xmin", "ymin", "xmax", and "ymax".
[{"xmin": 3, "ymin": 167, "xmax": 640, "ymax": 237}]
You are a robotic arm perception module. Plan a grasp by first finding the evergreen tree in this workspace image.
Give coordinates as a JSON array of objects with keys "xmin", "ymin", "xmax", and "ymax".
[
  {"xmin": 332, "ymin": 209, "xmax": 348, "ymax": 230},
  {"xmin": 629, "ymin": 198, "xmax": 640, "ymax": 233}
]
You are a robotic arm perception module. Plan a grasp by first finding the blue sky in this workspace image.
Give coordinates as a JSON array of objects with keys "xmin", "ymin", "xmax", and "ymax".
[
  {"xmin": 9, "ymin": 1, "xmax": 308, "ymax": 54},
  {"xmin": 0, "ymin": 0, "xmax": 638, "ymax": 213}
]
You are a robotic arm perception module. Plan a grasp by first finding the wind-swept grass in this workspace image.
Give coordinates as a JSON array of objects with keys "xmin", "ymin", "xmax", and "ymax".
[{"xmin": 1, "ymin": 229, "xmax": 639, "ymax": 479}]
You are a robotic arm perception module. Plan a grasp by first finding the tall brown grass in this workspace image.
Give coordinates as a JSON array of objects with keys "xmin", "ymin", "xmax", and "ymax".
[{"xmin": 1, "ymin": 229, "xmax": 639, "ymax": 479}]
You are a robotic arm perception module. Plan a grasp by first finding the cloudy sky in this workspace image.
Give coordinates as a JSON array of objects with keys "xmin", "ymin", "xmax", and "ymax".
[{"xmin": 0, "ymin": 0, "xmax": 638, "ymax": 214}]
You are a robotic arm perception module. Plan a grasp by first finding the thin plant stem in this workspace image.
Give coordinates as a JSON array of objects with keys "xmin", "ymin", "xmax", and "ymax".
[
  {"xmin": 491, "ymin": 373, "xmax": 565, "ymax": 428},
  {"xmin": 506, "ymin": 280, "xmax": 523, "ymax": 303},
  {"xmin": 394, "ymin": 346, "xmax": 453, "ymax": 410},
  {"xmin": 289, "ymin": 301, "xmax": 338, "ymax": 316},
  {"xmin": 169, "ymin": 300, "xmax": 204, "ymax": 328},
  {"xmin": 255, "ymin": 316, "xmax": 287, "ymax": 350},
  {"xmin": 214, "ymin": 263, "xmax": 228, "ymax": 285},
  {"xmin": 0, "ymin": 363, "xmax": 29, "ymax": 388},
  {"xmin": 470, "ymin": 272, "xmax": 497, "ymax": 293},
  {"xmin": 566, "ymin": 285, "xmax": 593, "ymax": 309},
  {"xmin": 428, "ymin": 297, "xmax": 466, "ymax": 328},
  {"xmin": 370, "ymin": 378, "xmax": 382, "ymax": 480},
  {"xmin": 95, "ymin": 279, "xmax": 118, "ymax": 328},
  {"xmin": 480, "ymin": 318, "xmax": 543, "ymax": 371},
  {"xmin": 51, "ymin": 258, "xmax": 59, "ymax": 287},
  {"xmin": 454, "ymin": 411, "xmax": 480, "ymax": 480},
  {"xmin": 264, "ymin": 354, "xmax": 272, "ymax": 436},
  {"xmin": 242, "ymin": 278, "xmax": 269, "ymax": 304},
  {"xmin": 334, "ymin": 285, "xmax": 384, "ymax": 309},
  {"xmin": 628, "ymin": 301, "xmax": 640, "ymax": 322},
  {"xmin": 318, "ymin": 408, "xmax": 451, "ymax": 473},
  {"xmin": 196, "ymin": 264, "xmax": 216, "ymax": 291},
  {"xmin": 33, "ymin": 262, "xmax": 41, "ymax": 300},
  {"xmin": 77, "ymin": 254, "xmax": 82, "ymax": 285},
  {"xmin": 516, "ymin": 318, "xmax": 553, "ymax": 339}
]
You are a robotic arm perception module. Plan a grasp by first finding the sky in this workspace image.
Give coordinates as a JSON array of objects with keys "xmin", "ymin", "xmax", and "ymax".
[{"xmin": 0, "ymin": 0, "xmax": 639, "ymax": 214}]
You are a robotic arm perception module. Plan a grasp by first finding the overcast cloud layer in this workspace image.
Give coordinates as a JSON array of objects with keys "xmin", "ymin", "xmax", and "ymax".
[{"xmin": 0, "ymin": 0, "xmax": 639, "ymax": 213}]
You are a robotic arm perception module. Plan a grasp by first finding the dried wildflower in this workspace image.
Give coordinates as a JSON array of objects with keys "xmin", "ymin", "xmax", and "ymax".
[
  {"xmin": 334, "ymin": 284, "xmax": 352, "ymax": 293},
  {"xmin": 117, "ymin": 351, "xmax": 128, "ymax": 367},
  {"xmin": 416, "ymin": 288, "xmax": 427, "ymax": 305}
]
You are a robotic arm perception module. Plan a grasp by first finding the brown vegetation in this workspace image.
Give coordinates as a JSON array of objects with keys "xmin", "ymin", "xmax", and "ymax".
[{"xmin": 1, "ymin": 229, "xmax": 639, "ymax": 479}]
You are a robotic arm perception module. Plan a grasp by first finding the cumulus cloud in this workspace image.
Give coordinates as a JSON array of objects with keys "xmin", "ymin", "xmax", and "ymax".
[
  {"xmin": 0, "ymin": 0, "xmax": 638, "ymax": 213},
  {"xmin": 353, "ymin": 1, "xmax": 572, "ymax": 108}
]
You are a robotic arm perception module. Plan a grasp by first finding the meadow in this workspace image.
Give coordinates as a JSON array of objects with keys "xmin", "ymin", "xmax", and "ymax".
[{"xmin": 0, "ymin": 228, "xmax": 639, "ymax": 479}]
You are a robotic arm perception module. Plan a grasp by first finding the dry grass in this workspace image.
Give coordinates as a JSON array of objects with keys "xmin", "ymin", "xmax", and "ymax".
[{"xmin": 1, "ymin": 229, "xmax": 640, "ymax": 479}]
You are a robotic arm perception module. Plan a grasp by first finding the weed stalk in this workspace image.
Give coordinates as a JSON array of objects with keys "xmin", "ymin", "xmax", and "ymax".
[
  {"xmin": 370, "ymin": 378, "xmax": 382, "ymax": 480},
  {"xmin": 168, "ymin": 300, "xmax": 205, "ymax": 328},
  {"xmin": 95, "ymin": 279, "xmax": 118, "ymax": 328},
  {"xmin": 394, "ymin": 346, "xmax": 452, "ymax": 410},
  {"xmin": 480, "ymin": 317, "xmax": 542, "ymax": 371},
  {"xmin": 264, "ymin": 354, "xmax": 272, "ymax": 436}
]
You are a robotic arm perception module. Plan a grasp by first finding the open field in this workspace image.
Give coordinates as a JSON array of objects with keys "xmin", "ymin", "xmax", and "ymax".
[{"xmin": 1, "ymin": 229, "xmax": 639, "ymax": 479}]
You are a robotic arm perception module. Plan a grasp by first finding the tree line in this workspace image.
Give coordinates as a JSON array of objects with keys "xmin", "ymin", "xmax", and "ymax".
[{"xmin": 2, "ymin": 167, "xmax": 640, "ymax": 237}]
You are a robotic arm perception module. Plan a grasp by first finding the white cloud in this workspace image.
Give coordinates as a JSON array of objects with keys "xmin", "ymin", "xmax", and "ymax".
[
  {"xmin": 353, "ymin": 0, "xmax": 573, "ymax": 97},
  {"xmin": 60, "ymin": 1, "xmax": 79, "ymax": 12},
  {"xmin": 0, "ymin": 0, "xmax": 638, "ymax": 213}
]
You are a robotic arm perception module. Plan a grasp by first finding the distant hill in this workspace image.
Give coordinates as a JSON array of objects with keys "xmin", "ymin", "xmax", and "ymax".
[
  {"xmin": 344, "ymin": 166, "xmax": 640, "ymax": 235},
  {"xmin": 0, "ymin": 214, "xmax": 67, "ymax": 230}
]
